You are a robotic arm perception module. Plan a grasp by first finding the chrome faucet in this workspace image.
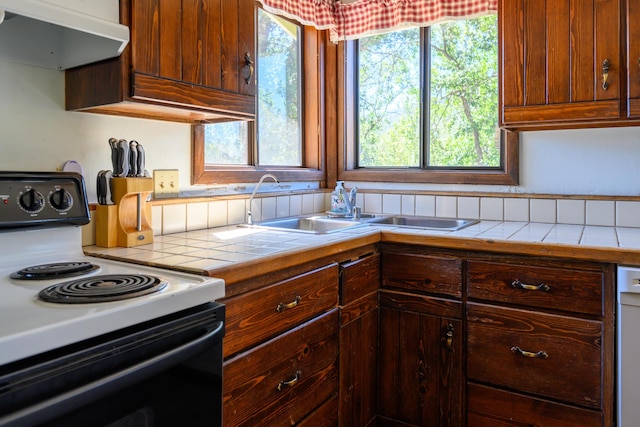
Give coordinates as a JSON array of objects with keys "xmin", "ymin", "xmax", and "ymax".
[
  {"xmin": 247, "ymin": 174, "xmax": 279, "ymax": 225},
  {"xmin": 344, "ymin": 186, "xmax": 357, "ymax": 217}
]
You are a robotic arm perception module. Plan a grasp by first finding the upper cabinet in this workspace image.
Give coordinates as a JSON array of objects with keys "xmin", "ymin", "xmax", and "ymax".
[
  {"xmin": 627, "ymin": 0, "xmax": 640, "ymax": 118},
  {"xmin": 65, "ymin": 0, "xmax": 256, "ymax": 123},
  {"xmin": 500, "ymin": 0, "xmax": 624, "ymax": 130}
]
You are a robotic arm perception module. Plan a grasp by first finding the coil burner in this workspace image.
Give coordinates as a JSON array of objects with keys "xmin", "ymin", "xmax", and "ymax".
[
  {"xmin": 11, "ymin": 262, "xmax": 100, "ymax": 280},
  {"xmin": 38, "ymin": 274, "xmax": 167, "ymax": 304}
]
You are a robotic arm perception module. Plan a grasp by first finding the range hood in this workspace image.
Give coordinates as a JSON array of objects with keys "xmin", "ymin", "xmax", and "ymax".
[{"xmin": 0, "ymin": 0, "xmax": 129, "ymax": 70}]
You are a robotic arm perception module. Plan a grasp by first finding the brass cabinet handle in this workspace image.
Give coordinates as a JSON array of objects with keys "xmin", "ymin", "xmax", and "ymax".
[
  {"xmin": 276, "ymin": 295, "xmax": 301, "ymax": 312},
  {"xmin": 241, "ymin": 52, "xmax": 254, "ymax": 85},
  {"xmin": 511, "ymin": 279, "xmax": 550, "ymax": 292},
  {"xmin": 444, "ymin": 324, "xmax": 454, "ymax": 351},
  {"xmin": 277, "ymin": 370, "xmax": 302, "ymax": 391},
  {"xmin": 602, "ymin": 59, "xmax": 610, "ymax": 91},
  {"xmin": 511, "ymin": 346, "xmax": 548, "ymax": 359}
]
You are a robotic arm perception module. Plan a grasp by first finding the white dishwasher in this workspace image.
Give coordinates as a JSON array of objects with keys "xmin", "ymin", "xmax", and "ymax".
[{"xmin": 617, "ymin": 265, "xmax": 640, "ymax": 426}]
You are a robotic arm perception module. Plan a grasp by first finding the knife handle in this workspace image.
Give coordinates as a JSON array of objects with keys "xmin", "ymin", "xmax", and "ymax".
[
  {"xmin": 118, "ymin": 139, "xmax": 130, "ymax": 178},
  {"xmin": 136, "ymin": 143, "xmax": 145, "ymax": 177},
  {"xmin": 109, "ymin": 138, "xmax": 120, "ymax": 177},
  {"xmin": 129, "ymin": 141, "xmax": 138, "ymax": 177}
]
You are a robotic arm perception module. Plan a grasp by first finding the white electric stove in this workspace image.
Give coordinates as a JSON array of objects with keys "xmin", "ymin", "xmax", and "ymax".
[
  {"xmin": 0, "ymin": 172, "xmax": 226, "ymax": 427},
  {"xmin": 0, "ymin": 173, "xmax": 225, "ymax": 366}
]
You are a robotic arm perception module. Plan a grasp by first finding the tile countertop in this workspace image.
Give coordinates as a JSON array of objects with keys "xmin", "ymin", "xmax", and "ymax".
[{"xmin": 84, "ymin": 221, "xmax": 640, "ymax": 289}]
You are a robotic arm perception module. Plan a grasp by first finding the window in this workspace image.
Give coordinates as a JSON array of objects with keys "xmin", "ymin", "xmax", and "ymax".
[
  {"xmin": 192, "ymin": 7, "xmax": 325, "ymax": 185},
  {"xmin": 340, "ymin": 15, "xmax": 518, "ymax": 185}
]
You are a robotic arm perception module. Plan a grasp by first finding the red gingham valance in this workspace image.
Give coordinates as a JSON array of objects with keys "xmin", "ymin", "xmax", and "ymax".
[
  {"xmin": 257, "ymin": 0, "xmax": 497, "ymax": 43},
  {"xmin": 258, "ymin": 0, "xmax": 336, "ymax": 30}
]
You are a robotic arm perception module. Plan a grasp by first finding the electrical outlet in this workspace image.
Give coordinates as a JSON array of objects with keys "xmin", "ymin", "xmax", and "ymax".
[{"xmin": 153, "ymin": 169, "xmax": 179, "ymax": 198}]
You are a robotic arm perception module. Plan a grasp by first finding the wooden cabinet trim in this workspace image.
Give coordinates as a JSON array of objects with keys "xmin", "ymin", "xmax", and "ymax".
[{"xmin": 132, "ymin": 73, "xmax": 255, "ymax": 117}]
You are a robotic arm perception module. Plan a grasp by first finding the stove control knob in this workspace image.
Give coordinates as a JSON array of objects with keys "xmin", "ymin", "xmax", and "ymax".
[
  {"xmin": 19, "ymin": 189, "xmax": 45, "ymax": 213},
  {"xmin": 49, "ymin": 189, "xmax": 73, "ymax": 211}
]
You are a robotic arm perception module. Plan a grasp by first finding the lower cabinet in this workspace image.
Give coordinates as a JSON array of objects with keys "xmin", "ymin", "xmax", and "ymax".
[
  {"xmin": 377, "ymin": 291, "xmax": 463, "ymax": 426},
  {"xmin": 339, "ymin": 253, "xmax": 380, "ymax": 427},
  {"xmin": 223, "ymin": 309, "xmax": 339, "ymax": 426},
  {"xmin": 222, "ymin": 244, "xmax": 615, "ymax": 426},
  {"xmin": 379, "ymin": 244, "xmax": 615, "ymax": 427},
  {"xmin": 465, "ymin": 257, "xmax": 614, "ymax": 426},
  {"xmin": 221, "ymin": 264, "xmax": 339, "ymax": 427},
  {"xmin": 378, "ymin": 246, "xmax": 464, "ymax": 426}
]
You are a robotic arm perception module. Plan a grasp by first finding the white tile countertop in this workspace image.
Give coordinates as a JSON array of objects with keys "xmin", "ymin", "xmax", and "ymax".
[{"xmin": 85, "ymin": 220, "xmax": 640, "ymax": 286}]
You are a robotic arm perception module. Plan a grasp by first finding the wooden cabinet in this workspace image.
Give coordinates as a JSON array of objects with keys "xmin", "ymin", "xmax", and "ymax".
[
  {"xmin": 221, "ymin": 264, "xmax": 339, "ymax": 426},
  {"xmin": 500, "ymin": 0, "xmax": 623, "ymax": 129},
  {"xmin": 378, "ymin": 248, "xmax": 464, "ymax": 426},
  {"xmin": 466, "ymin": 258, "xmax": 615, "ymax": 426},
  {"xmin": 338, "ymin": 253, "xmax": 379, "ymax": 427},
  {"xmin": 627, "ymin": 0, "xmax": 640, "ymax": 117},
  {"xmin": 66, "ymin": 0, "xmax": 256, "ymax": 123},
  {"xmin": 379, "ymin": 245, "xmax": 615, "ymax": 426}
]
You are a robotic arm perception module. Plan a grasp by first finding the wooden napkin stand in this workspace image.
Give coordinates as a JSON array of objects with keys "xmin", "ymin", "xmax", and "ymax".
[{"xmin": 95, "ymin": 177, "xmax": 154, "ymax": 248}]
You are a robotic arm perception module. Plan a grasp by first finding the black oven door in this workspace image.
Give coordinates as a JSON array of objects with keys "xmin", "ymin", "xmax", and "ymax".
[{"xmin": 0, "ymin": 302, "xmax": 224, "ymax": 427}]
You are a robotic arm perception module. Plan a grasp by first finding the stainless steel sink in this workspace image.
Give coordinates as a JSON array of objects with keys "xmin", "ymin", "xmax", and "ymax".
[
  {"xmin": 241, "ymin": 214, "xmax": 478, "ymax": 234},
  {"xmin": 367, "ymin": 215, "xmax": 479, "ymax": 231},
  {"xmin": 240, "ymin": 216, "xmax": 368, "ymax": 234}
]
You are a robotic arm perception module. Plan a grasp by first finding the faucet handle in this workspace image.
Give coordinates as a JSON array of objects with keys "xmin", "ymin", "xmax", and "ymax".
[
  {"xmin": 352, "ymin": 206, "xmax": 362, "ymax": 219},
  {"xmin": 348, "ymin": 187, "xmax": 357, "ymax": 206}
]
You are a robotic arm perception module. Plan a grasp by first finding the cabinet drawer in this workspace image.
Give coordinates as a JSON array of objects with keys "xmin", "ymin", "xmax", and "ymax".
[
  {"xmin": 468, "ymin": 383, "xmax": 602, "ymax": 426},
  {"xmin": 223, "ymin": 310, "xmax": 339, "ymax": 427},
  {"xmin": 467, "ymin": 260, "xmax": 604, "ymax": 316},
  {"xmin": 382, "ymin": 252, "xmax": 462, "ymax": 298},
  {"xmin": 467, "ymin": 303, "xmax": 603, "ymax": 409},
  {"xmin": 223, "ymin": 264, "xmax": 338, "ymax": 358},
  {"xmin": 340, "ymin": 253, "xmax": 380, "ymax": 305},
  {"xmin": 298, "ymin": 394, "xmax": 338, "ymax": 426}
]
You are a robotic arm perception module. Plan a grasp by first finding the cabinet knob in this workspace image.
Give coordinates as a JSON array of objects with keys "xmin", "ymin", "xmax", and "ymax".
[
  {"xmin": 241, "ymin": 52, "xmax": 254, "ymax": 85},
  {"xmin": 444, "ymin": 324, "xmax": 454, "ymax": 351},
  {"xmin": 602, "ymin": 59, "xmax": 610, "ymax": 91}
]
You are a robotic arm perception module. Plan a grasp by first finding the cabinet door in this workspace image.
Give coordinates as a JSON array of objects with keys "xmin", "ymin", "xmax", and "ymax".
[
  {"xmin": 339, "ymin": 293, "xmax": 377, "ymax": 427},
  {"xmin": 338, "ymin": 254, "xmax": 379, "ymax": 427},
  {"xmin": 131, "ymin": 0, "xmax": 255, "ymax": 95},
  {"xmin": 500, "ymin": 0, "xmax": 622, "ymax": 128},
  {"xmin": 628, "ymin": 0, "xmax": 640, "ymax": 117},
  {"xmin": 378, "ymin": 290, "xmax": 463, "ymax": 426}
]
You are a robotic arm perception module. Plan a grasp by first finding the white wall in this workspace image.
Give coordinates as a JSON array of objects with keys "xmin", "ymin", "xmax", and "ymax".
[
  {"xmin": 0, "ymin": 61, "xmax": 192, "ymax": 203},
  {"xmin": 2, "ymin": 60, "xmax": 640, "ymax": 199}
]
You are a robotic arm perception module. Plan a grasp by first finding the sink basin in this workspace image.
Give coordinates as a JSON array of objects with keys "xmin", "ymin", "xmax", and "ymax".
[
  {"xmin": 368, "ymin": 215, "xmax": 479, "ymax": 231},
  {"xmin": 240, "ymin": 216, "xmax": 368, "ymax": 234}
]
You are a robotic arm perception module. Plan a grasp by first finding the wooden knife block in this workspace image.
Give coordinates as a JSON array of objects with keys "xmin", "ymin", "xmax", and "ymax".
[{"xmin": 95, "ymin": 178, "xmax": 154, "ymax": 248}]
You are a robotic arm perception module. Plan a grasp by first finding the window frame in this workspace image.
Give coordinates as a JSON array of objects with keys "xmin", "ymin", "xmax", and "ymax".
[
  {"xmin": 337, "ymin": 25, "xmax": 519, "ymax": 186},
  {"xmin": 192, "ymin": 18, "xmax": 326, "ymax": 185}
]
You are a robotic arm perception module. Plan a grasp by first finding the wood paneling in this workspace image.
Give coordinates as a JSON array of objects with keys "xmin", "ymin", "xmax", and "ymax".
[
  {"xmin": 500, "ymin": 0, "xmax": 624, "ymax": 129},
  {"xmin": 66, "ymin": 0, "xmax": 255, "ymax": 122}
]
